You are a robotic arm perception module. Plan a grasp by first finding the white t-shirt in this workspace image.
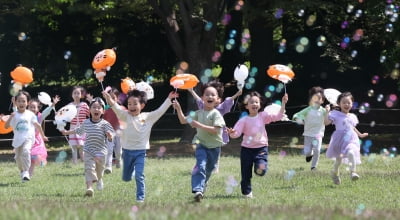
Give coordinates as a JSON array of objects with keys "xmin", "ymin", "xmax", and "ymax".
[{"xmin": 10, "ymin": 110, "xmax": 37, "ymax": 148}]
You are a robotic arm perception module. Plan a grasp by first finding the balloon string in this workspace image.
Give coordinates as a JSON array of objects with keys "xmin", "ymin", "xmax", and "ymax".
[
  {"xmin": 173, "ymin": 88, "xmax": 177, "ymax": 114},
  {"xmin": 100, "ymin": 81, "xmax": 105, "ymax": 91},
  {"xmin": 233, "ymin": 95, "xmax": 241, "ymax": 113}
]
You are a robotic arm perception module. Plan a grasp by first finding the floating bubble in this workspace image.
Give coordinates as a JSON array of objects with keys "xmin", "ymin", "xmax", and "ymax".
[
  {"xmin": 341, "ymin": 21, "xmax": 349, "ymax": 29},
  {"xmin": 221, "ymin": 14, "xmax": 232, "ymax": 25},
  {"xmin": 279, "ymin": 150, "xmax": 287, "ymax": 159},
  {"xmin": 235, "ymin": 0, "xmax": 244, "ymax": 11},
  {"xmin": 389, "ymin": 94, "xmax": 398, "ymax": 102},
  {"xmin": 189, "ymin": 111, "xmax": 196, "ymax": 118},
  {"xmin": 386, "ymin": 23, "xmax": 394, "ymax": 32},
  {"xmin": 351, "ymin": 50, "xmax": 358, "ymax": 58},
  {"xmin": 18, "ymin": 32, "xmax": 27, "ymax": 41},
  {"xmin": 385, "ymin": 4, "xmax": 395, "ymax": 16},
  {"xmin": 377, "ymin": 94, "xmax": 384, "ymax": 102},
  {"xmin": 355, "ymin": 204, "xmax": 366, "ymax": 216},
  {"xmin": 211, "ymin": 51, "xmax": 221, "ymax": 62},
  {"xmin": 204, "ymin": 22, "xmax": 213, "ymax": 31},
  {"xmin": 347, "ymin": 5, "xmax": 355, "ymax": 13},
  {"xmin": 353, "ymin": 29, "xmax": 364, "ymax": 41},
  {"xmin": 355, "ymin": 9, "xmax": 363, "ymax": 18},
  {"xmin": 298, "ymin": 9, "xmax": 305, "ymax": 17},
  {"xmin": 367, "ymin": 153, "xmax": 376, "ymax": 163},
  {"xmin": 278, "ymin": 39, "xmax": 287, "ymax": 53},
  {"xmin": 371, "ymin": 75, "xmax": 379, "ymax": 84},
  {"xmin": 146, "ymin": 75, "xmax": 154, "ymax": 83},
  {"xmin": 59, "ymin": 151, "xmax": 67, "ymax": 159},
  {"xmin": 157, "ymin": 146, "xmax": 166, "ymax": 158},
  {"xmin": 264, "ymin": 91, "xmax": 272, "ymax": 98},
  {"xmin": 316, "ymin": 35, "xmax": 327, "ymax": 47},
  {"xmin": 370, "ymin": 121, "xmax": 376, "ymax": 127},
  {"xmin": 390, "ymin": 69, "xmax": 399, "ymax": 79},
  {"xmin": 306, "ymin": 14, "xmax": 317, "ymax": 26},
  {"xmin": 380, "ymin": 55, "xmax": 386, "ymax": 63},
  {"xmin": 275, "ymin": 8, "xmax": 284, "ymax": 19},
  {"xmin": 389, "ymin": 146, "xmax": 397, "ymax": 157},
  {"xmin": 268, "ymin": 85, "xmax": 276, "ymax": 92},
  {"xmin": 64, "ymin": 50, "xmax": 72, "ymax": 60},
  {"xmin": 84, "ymin": 69, "xmax": 92, "ymax": 79},
  {"xmin": 284, "ymin": 169, "xmax": 296, "ymax": 181},
  {"xmin": 362, "ymin": 139, "xmax": 372, "ymax": 155},
  {"xmin": 367, "ymin": 89, "xmax": 374, "ymax": 97}
]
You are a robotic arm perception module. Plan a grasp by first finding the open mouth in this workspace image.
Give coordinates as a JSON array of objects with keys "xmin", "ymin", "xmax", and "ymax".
[
  {"xmin": 207, "ymin": 100, "xmax": 213, "ymax": 104},
  {"xmin": 94, "ymin": 113, "xmax": 100, "ymax": 117}
]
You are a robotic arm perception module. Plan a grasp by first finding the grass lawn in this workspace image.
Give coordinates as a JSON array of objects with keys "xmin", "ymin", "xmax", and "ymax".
[{"xmin": 1, "ymin": 139, "xmax": 400, "ymax": 220}]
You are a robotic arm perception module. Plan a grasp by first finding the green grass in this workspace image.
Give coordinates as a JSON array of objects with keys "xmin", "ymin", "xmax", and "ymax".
[{"xmin": 1, "ymin": 145, "xmax": 400, "ymax": 220}]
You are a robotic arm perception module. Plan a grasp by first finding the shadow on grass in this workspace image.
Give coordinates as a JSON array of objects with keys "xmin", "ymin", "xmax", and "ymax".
[{"xmin": 53, "ymin": 173, "xmax": 83, "ymax": 177}]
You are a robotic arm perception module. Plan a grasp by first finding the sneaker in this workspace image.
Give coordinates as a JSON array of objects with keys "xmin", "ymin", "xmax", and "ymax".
[
  {"xmin": 104, "ymin": 168, "xmax": 112, "ymax": 174},
  {"xmin": 136, "ymin": 200, "xmax": 144, "ymax": 203},
  {"xmin": 194, "ymin": 191, "xmax": 203, "ymax": 202},
  {"xmin": 96, "ymin": 179, "xmax": 104, "ymax": 191},
  {"xmin": 85, "ymin": 188, "xmax": 94, "ymax": 197},
  {"xmin": 311, "ymin": 167, "xmax": 317, "ymax": 171},
  {"xmin": 330, "ymin": 171, "xmax": 341, "ymax": 185},
  {"xmin": 116, "ymin": 160, "xmax": 121, "ymax": 169},
  {"xmin": 21, "ymin": 171, "xmax": 30, "ymax": 182},
  {"xmin": 243, "ymin": 192, "xmax": 253, "ymax": 198},
  {"xmin": 306, "ymin": 155, "xmax": 313, "ymax": 162},
  {"xmin": 351, "ymin": 172, "xmax": 360, "ymax": 181}
]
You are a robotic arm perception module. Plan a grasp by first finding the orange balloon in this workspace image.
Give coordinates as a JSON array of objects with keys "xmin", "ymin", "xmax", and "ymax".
[
  {"xmin": 0, "ymin": 115, "xmax": 13, "ymax": 134},
  {"xmin": 92, "ymin": 49, "xmax": 117, "ymax": 70},
  {"xmin": 10, "ymin": 66, "xmax": 33, "ymax": 84},
  {"xmin": 121, "ymin": 77, "xmax": 136, "ymax": 94},
  {"xmin": 170, "ymin": 74, "xmax": 199, "ymax": 89},
  {"xmin": 266, "ymin": 64, "xmax": 295, "ymax": 83}
]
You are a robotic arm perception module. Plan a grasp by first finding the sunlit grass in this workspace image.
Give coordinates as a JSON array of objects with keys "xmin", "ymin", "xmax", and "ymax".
[{"xmin": 1, "ymin": 145, "xmax": 400, "ymax": 220}]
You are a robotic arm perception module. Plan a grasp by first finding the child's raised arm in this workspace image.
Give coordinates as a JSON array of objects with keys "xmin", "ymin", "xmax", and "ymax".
[
  {"xmin": 354, "ymin": 127, "xmax": 368, "ymax": 138},
  {"xmin": 279, "ymin": 93, "xmax": 289, "ymax": 114},
  {"xmin": 172, "ymin": 99, "xmax": 187, "ymax": 124},
  {"xmin": 231, "ymin": 89, "xmax": 243, "ymax": 100},
  {"xmin": 102, "ymin": 91, "xmax": 116, "ymax": 107},
  {"xmin": 188, "ymin": 88, "xmax": 201, "ymax": 102}
]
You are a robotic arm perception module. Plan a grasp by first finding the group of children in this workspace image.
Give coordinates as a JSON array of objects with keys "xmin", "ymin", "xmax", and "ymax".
[{"xmin": 4, "ymin": 81, "xmax": 368, "ymax": 203}]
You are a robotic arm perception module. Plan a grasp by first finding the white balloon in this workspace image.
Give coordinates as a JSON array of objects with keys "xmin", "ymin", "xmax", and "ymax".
[
  {"xmin": 54, "ymin": 104, "xmax": 78, "ymax": 131},
  {"xmin": 38, "ymin": 92, "xmax": 52, "ymax": 106},
  {"xmin": 324, "ymin": 88, "xmax": 341, "ymax": 105},
  {"xmin": 234, "ymin": 64, "xmax": 249, "ymax": 81},
  {"xmin": 136, "ymin": 81, "xmax": 154, "ymax": 100}
]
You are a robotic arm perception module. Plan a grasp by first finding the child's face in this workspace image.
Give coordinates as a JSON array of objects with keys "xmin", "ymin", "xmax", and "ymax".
[
  {"xmin": 310, "ymin": 93, "xmax": 324, "ymax": 107},
  {"xmin": 28, "ymin": 101, "xmax": 40, "ymax": 114},
  {"xmin": 90, "ymin": 102, "xmax": 104, "ymax": 120},
  {"xmin": 127, "ymin": 96, "xmax": 144, "ymax": 116},
  {"xmin": 72, "ymin": 89, "xmax": 82, "ymax": 102},
  {"xmin": 245, "ymin": 96, "xmax": 261, "ymax": 116},
  {"xmin": 16, "ymin": 95, "xmax": 28, "ymax": 112},
  {"xmin": 339, "ymin": 96, "xmax": 353, "ymax": 113},
  {"xmin": 202, "ymin": 87, "xmax": 220, "ymax": 110}
]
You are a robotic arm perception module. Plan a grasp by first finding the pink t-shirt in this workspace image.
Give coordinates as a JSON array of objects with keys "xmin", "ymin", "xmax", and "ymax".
[{"xmin": 231, "ymin": 111, "xmax": 283, "ymax": 148}]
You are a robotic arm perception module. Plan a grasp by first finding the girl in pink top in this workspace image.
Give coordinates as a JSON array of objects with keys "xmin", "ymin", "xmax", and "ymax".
[
  {"xmin": 27, "ymin": 95, "xmax": 60, "ymax": 176},
  {"xmin": 228, "ymin": 91, "xmax": 288, "ymax": 198},
  {"xmin": 68, "ymin": 86, "xmax": 90, "ymax": 164},
  {"xmin": 325, "ymin": 92, "xmax": 368, "ymax": 185}
]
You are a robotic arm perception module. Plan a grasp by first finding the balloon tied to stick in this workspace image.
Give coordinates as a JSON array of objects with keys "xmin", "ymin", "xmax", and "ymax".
[
  {"xmin": 267, "ymin": 64, "xmax": 295, "ymax": 93},
  {"xmin": 92, "ymin": 48, "xmax": 117, "ymax": 90}
]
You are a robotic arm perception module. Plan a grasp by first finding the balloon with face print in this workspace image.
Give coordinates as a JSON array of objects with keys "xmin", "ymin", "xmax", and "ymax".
[
  {"xmin": 54, "ymin": 104, "xmax": 78, "ymax": 131},
  {"xmin": 92, "ymin": 48, "xmax": 116, "ymax": 82}
]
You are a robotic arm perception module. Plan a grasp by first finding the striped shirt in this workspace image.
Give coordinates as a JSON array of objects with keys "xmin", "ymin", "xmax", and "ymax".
[
  {"xmin": 70, "ymin": 102, "xmax": 90, "ymax": 125},
  {"xmin": 75, "ymin": 118, "xmax": 114, "ymax": 156}
]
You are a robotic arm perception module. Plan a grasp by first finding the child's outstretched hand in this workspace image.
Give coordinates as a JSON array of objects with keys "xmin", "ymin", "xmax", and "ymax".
[
  {"xmin": 106, "ymin": 131, "xmax": 113, "ymax": 141},
  {"xmin": 168, "ymin": 91, "xmax": 179, "ymax": 100},
  {"xmin": 226, "ymin": 127, "xmax": 237, "ymax": 138},
  {"xmin": 172, "ymin": 99, "xmax": 181, "ymax": 111},
  {"xmin": 325, "ymin": 104, "xmax": 331, "ymax": 112},
  {"xmin": 359, "ymin": 132, "xmax": 369, "ymax": 138}
]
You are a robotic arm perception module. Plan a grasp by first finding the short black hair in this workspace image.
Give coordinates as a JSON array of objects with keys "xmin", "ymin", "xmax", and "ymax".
[{"xmin": 127, "ymin": 89, "xmax": 147, "ymax": 104}]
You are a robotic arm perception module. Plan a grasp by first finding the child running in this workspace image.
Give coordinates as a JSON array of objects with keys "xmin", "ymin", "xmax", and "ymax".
[
  {"xmin": 61, "ymin": 97, "xmax": 114, "ymax": 196},
  {"xmin": 102, "ymin": 89, "xmax": 178, "ymax": 203},
  {"xmin": 292, "ymin": 86, "xmax": 330, "ymax": 171},
  {"xmin": 27, "ymin": 95, "xmax": 60, "ymax": 176},
  {"xmin": 173, "ymin": 85, "xmax": 226, "ymax": 202},
  {"xmin": 68, "ymin": 86, "xmax": 90, "ymax": 164},
  {"xmin": 103, "ymin": 87, "xmax": 124, "ymax": 173},
  {"xmin": 188, "ymin": 80, "xmax": 242, "ymax": 173},
  {"xmin": 228, "ymin": 91, "xmax": 288, "ymax": 198},
  {"xmin": 326, "ymin": 92, "xmax": 368, "ymax": 184},
  {"xmin": 5, "ymin": 91, "xmax": 48, "ymax": 182}
]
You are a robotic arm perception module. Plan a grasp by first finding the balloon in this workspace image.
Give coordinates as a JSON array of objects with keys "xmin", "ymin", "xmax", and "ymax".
[
  {"xmin": 324, "ymin": 88, "xmax": 342, "ymax": 105},
  {"xmin": 10, "ymin": 66, "xmax": 34, "ymax": 92},
  {"xmin": 264, "ymin": 103, "xmax": 282, "ymax": 115},
  {"xmin": 266, "ymin": 64, "xmax": 295, "ymax": 83},
  {"xmin": 121, "ymin": 77, "xmax": 136, "ymax": 94},
  {"xmin": 135, "ymin": 81, "xmax": 154, "ymax": 100},
  {"xmin": 234, "ymin": 64, "xmax": 249, "ymax": 81},
  {"xmin": 54, "ymin": 104, "xmax": 78, "ymax": 131},
  {"xmin": 92, "ymin": 48, "xmax": 116, "ymax": 82},
  {"xmin": 169, "ymin": 74, "xmax": 199, "ymax": 90},
  {"xmin": 92, "ymin": 49, "xmax": 117, "ymax": 70},
  {"xmin": 38, "ymin": 92, "xmax": 52, "ymax": 106},
  {"xmin": 0, "ymin": 115, "xmax": 13, "ymax": 134}
]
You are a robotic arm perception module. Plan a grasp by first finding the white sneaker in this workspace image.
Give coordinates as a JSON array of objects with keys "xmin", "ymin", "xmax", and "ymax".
[
  {"xmin": 243, "ymin": 192, "xmax": 253, "ymax": 198},
  {"xmin": 104, "ymin": 168, "xmax": 112, "ymax": 174},
  {"xmin": 115, "ymin": 160, "xmax": 121, "ymax": 169},
  {"xmin": 351, "ymin": 172, "xmax": 360, "ymax": 181},
  {"xmin": 194, "ymin": 191, "xmax": 203, "ymax": 202},
  {"xmin": 85, "ymin": 188, "xmax": 94, "ymax": 197},
  {"xmin": 21, "ymin": 171, "xmax": 30, "ymax": 182},
  {"xmin": 96, "ymin": 179, "xmax": 104, "ymax": 191}
]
